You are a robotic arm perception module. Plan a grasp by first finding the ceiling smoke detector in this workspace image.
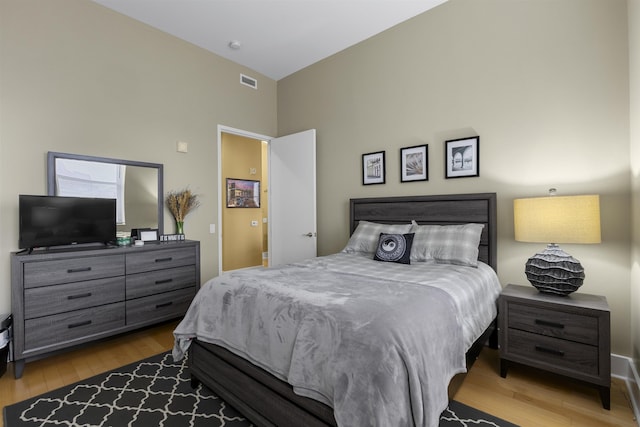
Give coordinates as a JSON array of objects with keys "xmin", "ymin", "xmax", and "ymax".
[{"xmin": 228, "ymin": 40, "xmax": 241, "ymax": 50}]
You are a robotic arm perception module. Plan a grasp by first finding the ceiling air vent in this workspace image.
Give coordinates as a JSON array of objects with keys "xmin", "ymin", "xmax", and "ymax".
[{"xmin": 240, "ymin": 74, "xmax": 257, "ymax": 89}]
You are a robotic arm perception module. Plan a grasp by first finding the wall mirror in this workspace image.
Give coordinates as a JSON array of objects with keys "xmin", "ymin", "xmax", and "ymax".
[{"xmin": 47, "ymin": 151, "xmax": 164, "ymax": 235}]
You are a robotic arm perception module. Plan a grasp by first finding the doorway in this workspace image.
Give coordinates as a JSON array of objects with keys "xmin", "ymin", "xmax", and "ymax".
[
  {"xmin": 217, "ymin": 126, "xmax": 317, "ymax": 275},
  {"xmin": 218, "ymin": 126, "xmax": 271, "ymax": 273}
]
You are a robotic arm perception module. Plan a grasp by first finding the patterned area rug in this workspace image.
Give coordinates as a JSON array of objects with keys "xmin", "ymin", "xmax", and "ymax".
[{"xmin": 3, "ymin": 352, "xmax": 518, "ymax": 427}]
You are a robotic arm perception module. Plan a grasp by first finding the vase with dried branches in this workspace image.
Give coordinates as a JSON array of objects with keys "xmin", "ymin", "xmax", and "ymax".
[{"xmin": 166, "ymin": 188, "xmax": 200, "ymax": 235}]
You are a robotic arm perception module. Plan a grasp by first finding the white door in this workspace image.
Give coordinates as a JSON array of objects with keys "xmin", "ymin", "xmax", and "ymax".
[{"xmin": 269, "ymin": 129, "xmax": 317, "ymax": 267}]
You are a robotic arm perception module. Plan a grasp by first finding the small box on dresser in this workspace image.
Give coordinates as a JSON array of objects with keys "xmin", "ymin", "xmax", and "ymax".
[
  {"xmin": 498, "ymin": 284, "xmax": 611, "ymax": 409},
  {"xmin": 11, "ymin": 240, "xmax": 200, "ymax": 379}
]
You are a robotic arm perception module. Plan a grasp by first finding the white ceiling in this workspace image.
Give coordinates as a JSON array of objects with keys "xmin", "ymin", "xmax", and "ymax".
[{"xmin": 92, "ymin": 0, "xmax": 448, "ymax": 81}]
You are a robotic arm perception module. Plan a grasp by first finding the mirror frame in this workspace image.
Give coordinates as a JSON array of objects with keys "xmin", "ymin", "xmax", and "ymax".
[{"xmin": 47, "ymin": 151, "xmax": 164, "ymax": 235}]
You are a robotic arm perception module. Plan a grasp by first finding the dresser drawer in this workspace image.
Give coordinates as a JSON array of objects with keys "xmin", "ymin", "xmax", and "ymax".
[
  {"xmin": 126, "ymin": 247, "xmax": 195, "ymax": 274},
  {"xmin": 23, "ymin": 255, "xmax": 125, "ymax": 288},
  {"xmin": 126, "ymin": 288, "xmax": 195, "ymax": 325},
  {"xmin": 506, "ymin": 302, "xmax": 598, "ymax": 345},
  {"xmin": 504, "ymin": 328, "xmax": 599, "ymax": 376},
  {"xmin": 24, "ymin": 277, "xmax": 125, "ymax": 319},
  {"xmin": 126, "ymin": 265, "xmax": 196, "ymax": 299},
  {"xmin": 25, "ymin": 302, "xmax": 125, "ymax": 350}
]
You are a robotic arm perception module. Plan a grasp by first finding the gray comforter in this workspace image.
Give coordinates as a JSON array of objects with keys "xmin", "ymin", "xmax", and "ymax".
[{"xmin": 173, "ymin": 254, "xmax": 500, "ymax": 427}]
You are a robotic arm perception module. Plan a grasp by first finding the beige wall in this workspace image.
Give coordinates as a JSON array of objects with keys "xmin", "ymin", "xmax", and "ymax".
[
  {"xmin": 629, "ymin": 0, "xmax": 640, "ymax": 372},
  {"xmin": 0, "ymin": 0, "xmax": 277, "ymax": 313},
  {"xmin": 221, "ymin": 133, "xmax": 265, "ymax": 271},
  {"xmin": 278, "ymin": 0, "xmax": 633, "ymax": 355}
]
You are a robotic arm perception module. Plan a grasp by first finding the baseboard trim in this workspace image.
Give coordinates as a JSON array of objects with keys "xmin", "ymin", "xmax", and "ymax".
[{"xmin": 611, "ymin": 353, "xmax": 640, "ymax": 426}]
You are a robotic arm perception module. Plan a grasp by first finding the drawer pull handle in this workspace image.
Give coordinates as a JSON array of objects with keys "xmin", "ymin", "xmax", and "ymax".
[
  {"xmin": 68, "ymin": 320, "xmax": 92, "ymax": 329},
  {"xmin": 535, "ymin": 319, "xmax": 565, "ymax": 329},
  {"xmin": 67, "ymin": 267, "xmax": 92, "ymax": 273},
  {"xmin": 68, "ymin": 292, "xmax": 92, "ymax": 300},
  {"xmin": 156, "ymin": 302, "xmax": 173, "ymax": 309},
  {"xmin": 155, "ymin": 279, "xmax": 173, "ymax": 285},
  {"xmin": 534, "ymin": 345, "xmax": 565, "ymax": 357},
  {"xmin": 155, "ymin": 257, "xmax": 173, "ymax": 263}
]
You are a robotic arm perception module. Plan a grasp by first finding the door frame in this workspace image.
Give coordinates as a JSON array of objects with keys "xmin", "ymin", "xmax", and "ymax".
[{"xmin": 217, "ymin": 124, "xmax": 273, "ymax": 275}]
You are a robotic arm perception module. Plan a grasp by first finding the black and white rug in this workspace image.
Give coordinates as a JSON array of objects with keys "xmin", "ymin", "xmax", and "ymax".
[{"xmin": 4, "ymin": 352, "xmax": 518, "ymax": 427}]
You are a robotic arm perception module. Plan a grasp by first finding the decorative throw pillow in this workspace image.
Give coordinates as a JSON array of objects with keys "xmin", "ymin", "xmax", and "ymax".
[
  {"xmin": 342, "ymin": 221, "xmax": 413, "ymax": 255},
  {"xmin": 409, "ymin": 222, "xmax": 484, "ymax": 267},
  {"xmin": 373, "ymin": 233, "xmax": 414, "ymax": 264}
]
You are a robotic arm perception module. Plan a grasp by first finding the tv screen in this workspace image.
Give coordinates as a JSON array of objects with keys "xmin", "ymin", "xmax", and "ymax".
[{"xmin": 19, "ymin": 195, "xmax": 116, "ymax": 250}]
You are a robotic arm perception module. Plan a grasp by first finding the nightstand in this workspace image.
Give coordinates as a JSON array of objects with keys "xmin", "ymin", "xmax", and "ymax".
[{"xmin": 498, "ymin": 284, "xmax": 611, "ymax": 409}]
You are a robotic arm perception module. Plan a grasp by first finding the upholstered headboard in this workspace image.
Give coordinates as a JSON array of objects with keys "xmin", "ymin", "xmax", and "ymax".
[{"xmin": 349, "ymin": 193, "xmax": 497, "ymax": 271}]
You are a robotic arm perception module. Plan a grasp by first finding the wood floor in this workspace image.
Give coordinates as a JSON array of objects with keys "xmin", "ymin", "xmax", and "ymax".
[
  {"xmin": 1, "ymin": 321, "xmax": 637, "ymax": 427},
  {"xmin": 456, "ymin": 346, "xmax": 638, "ymax": 427}
]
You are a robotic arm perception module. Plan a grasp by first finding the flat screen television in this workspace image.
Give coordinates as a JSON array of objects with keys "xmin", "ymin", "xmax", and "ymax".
[{"xmin": 19, "ymin": 195, "xmax": 116, "ymax": 251}]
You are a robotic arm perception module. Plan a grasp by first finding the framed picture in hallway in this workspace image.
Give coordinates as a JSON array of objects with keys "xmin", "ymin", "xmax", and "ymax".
[
  {"xmin": 226, "ymin": 178, "xmax": 261, "ymax": 208},
  {"xmin": 362, "ymin": 151, "xmax": 386, "ymax": 185},
  {"xmin": 400, "ymin": 144, "xmax": 428, "ymax": 182},
  {"xmin": 445, "ymin": 136, "xmax": 479, "ymax": 178}
]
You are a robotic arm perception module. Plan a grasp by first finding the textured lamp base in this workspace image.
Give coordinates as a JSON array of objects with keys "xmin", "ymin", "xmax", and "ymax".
[{"xmin": 525, "ymin": 244, "xmax": 585, "ymax": 296}]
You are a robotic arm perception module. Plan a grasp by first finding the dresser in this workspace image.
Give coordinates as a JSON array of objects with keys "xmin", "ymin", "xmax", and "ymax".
[
  {"xmin": 11, "ymin": 240, "xmax": 200, "ymax": 378},
  {"xmin": 498, "ymin": 284, "xmax": 610, "ymax": 409}
]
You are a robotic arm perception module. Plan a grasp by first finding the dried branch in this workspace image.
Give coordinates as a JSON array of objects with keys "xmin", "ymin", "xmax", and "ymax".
[{"xmin": 166, "ymin": 188, "xmax": 200, "ymax": 222}]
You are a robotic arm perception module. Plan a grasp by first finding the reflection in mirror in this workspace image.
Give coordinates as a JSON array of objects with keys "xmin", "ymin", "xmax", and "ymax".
[{"xmin": 47, "ymin": 152, "xmax": 164, "ymax": 235}]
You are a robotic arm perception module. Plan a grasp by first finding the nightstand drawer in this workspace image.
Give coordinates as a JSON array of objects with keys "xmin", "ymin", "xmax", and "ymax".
[
  {"xmin": 499, "ymin": 284, "xmax": 610, "ymax": 409},
  {"xmin": 505, "ymin": 328, "xmax": 599, "ymax": 376},
  {"xmin": 507, "ymin": 302, "xmax": 598, "ymax": 345}
]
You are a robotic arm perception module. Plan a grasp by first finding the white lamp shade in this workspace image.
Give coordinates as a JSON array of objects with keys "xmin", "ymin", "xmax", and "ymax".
[{"xmin": 514, "ymin": 195, "xmax": 601, "ymax": 244}]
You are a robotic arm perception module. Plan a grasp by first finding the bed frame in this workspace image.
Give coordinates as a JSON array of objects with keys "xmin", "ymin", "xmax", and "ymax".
[{"xmin": 189, "ymin": 193, "xmax": 498, "ymax": 427}]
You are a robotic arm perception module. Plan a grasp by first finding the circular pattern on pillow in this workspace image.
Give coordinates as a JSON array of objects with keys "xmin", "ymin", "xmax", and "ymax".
[{"xmin": 374, "ymin": 233, "xmax": 414, "ymax": 264}]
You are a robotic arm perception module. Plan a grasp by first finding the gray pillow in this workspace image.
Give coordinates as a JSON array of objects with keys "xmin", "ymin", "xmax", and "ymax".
[
  {"xmin": 342, "ymin": 220, "xmax": 412, "ymax": 255},
  {"xmin": 409, "ymin": 221, "xmax": 484, "ymax": 267}
]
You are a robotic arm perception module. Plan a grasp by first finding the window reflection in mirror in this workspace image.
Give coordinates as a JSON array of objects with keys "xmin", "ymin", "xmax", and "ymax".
[
  {"xmin": 47, "ymin": 152, "xmax": 163, "ymax": 234},
  {"xmin": 55, "ymin": 159, "xmax": 127, "ymax": 224}
]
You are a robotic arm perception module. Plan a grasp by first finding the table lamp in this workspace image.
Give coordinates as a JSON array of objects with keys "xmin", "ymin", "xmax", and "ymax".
[{"xmin": 513, "ymin": 190, "xmax": 601, "ymax": 296}]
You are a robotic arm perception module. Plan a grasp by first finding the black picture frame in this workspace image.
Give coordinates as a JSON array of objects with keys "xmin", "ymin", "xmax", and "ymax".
[
  {"xmin": 226, "ymin": 178, "xmax": 261, "ymax": 208},
  {"xmin": 362, "ymin": 151, "xmax": 386, "ymax": 185},
  {"xmin": 445, "ymin": 136, "xmax": 479, "ymax": 178},
  {"xmin": 400, "ymin": 144, "xmax": 428, "ymax": 182}
]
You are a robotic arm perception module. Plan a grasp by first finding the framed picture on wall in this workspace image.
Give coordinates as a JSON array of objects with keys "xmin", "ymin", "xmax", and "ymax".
[
  {"xmin": 400, "ymin": 144, "xmax": 428, "ymax": 182},
  {"xmin": 362, "ymin": 151, "xmax": 386, "ymax": 185},
  {"xmin": 445, "ymin": 136, "xmax": 479, "ymax": 178},
  {"xmin": 226, "ymin": 178, "xmax": 261, "ymax": 208}
]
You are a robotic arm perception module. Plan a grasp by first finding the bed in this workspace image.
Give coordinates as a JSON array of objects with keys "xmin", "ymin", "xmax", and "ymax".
[{"xmin": 173, "ymin": 193, "xmax": 499, "ymax": 427}]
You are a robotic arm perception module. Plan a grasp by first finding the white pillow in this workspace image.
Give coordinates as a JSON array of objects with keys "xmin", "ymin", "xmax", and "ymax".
[
  {"xmin": 342, "ymin": 220, "xmax": 412, "ymax": 255},
  {"xmin": 409, "ymin": 221, "xmax": 484, "ymax": 267}
]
